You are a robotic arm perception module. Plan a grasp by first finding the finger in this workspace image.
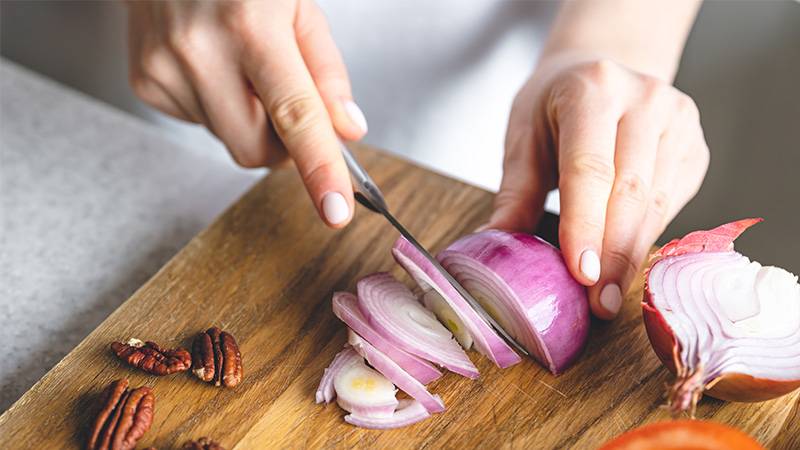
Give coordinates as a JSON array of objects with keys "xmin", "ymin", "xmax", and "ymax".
[
  {"xmin": 487, "ymin": 124, "xmax": 552, "ymax": 232},
  {"xmin": 295, "ymin": 0, "xmax": 367, "ymax": 141},
  {"xmin": 589, "ymin": 109, "xmax": 661, "ymax": 320},
  {"xmin": 171, "ymin": 36, "xmax": 287, "ymax": 168},
  {"xmin": 557, "ymin": 106, "xmax": 619, "ymax": 287},
  {"xmin": 244, "ymin": 24, "xmax": 353, "ymax": 228}
]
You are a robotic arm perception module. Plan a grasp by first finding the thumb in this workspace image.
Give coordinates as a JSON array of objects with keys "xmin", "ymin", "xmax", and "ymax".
[
  {"xmin": 295, "ymin": 0, "xmax": 367, "ymax": 141},
  {"xmin": 487, "ymin": 124, "xmax": 552, "ymax": 232}
]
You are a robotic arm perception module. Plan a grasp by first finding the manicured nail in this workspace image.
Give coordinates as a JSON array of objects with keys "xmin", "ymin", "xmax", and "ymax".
[
  {"xmin": 343, "ymin": 100, "xmax": 368, "ymax": 134},
  {"xmin": 322, "ymin": 192, "xmax": 350, "ymax": 225},
  {"xmin": 600, "ymin": 283, "xmax": 623, "ymax": 317},
  {"xmin": 474, "ymin": 223, "xmax": 490, "ymax": 232},
  {"xmin": 579, "ymin": 249, "xmax": 601, "ymax": 283}
]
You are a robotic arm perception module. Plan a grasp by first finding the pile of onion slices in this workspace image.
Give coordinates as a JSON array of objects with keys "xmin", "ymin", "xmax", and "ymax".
[
  {"xmin": 642, "ymin": 218, "xmax": 800, "ymax": 416},
  {"xmin": 316, "ymin": 229, "xmax": 590, "ymax": 428}
]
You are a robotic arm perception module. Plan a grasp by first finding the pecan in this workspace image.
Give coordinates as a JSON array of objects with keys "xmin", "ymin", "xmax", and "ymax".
[
  {"xmin": 182, "ymin": 437, "xmax": 225, "ymax": 450},
  {"xmin": 87, "ymin": 378, "xmax": 155, "ymax": 450},
  {"xmin": 111, "ymin": 338, "xmax": 192, "ymax": 375},
  {"xmin": 191, "ymin": 327, "xmax": 243, "ymax": 388}
]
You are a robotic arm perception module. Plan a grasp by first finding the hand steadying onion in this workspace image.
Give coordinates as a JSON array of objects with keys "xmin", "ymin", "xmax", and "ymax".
[{"xmin": 642, "ymin": 218, "xmax": 800, "ymax": 416}]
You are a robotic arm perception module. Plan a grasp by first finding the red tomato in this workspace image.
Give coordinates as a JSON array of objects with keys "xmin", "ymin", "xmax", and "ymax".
[{"xmin": 600, "ymin": 420, "xmax": 764, "ymax": 450}]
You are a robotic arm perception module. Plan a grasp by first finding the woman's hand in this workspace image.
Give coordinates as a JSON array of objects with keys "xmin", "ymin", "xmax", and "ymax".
[
  {"xmin": 489, "ymin": 57, "xmax": 709, "ymax": 320},
  {"xmin": 126, "ymin": 0, "xmax": 367, "ymax": 228}
]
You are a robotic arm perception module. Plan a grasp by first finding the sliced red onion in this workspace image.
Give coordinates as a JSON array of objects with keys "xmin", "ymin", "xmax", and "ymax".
[
  {"xmin": 332, "ymin": 346, "xmax": 399, "ymax": 418},
  {"xmin": 344, "ymin": 399, "xmax": 433, "ymax": 429},
  {"xmin": 643, "ymin": 219, "xmax": 800, "ymax": 415},
  {"xmin": 348, "ymin": 330, "xmax": 446, "ymax": 413},
  {"xmin": 357, "ymin": 272, "xmax": 479, "ymax": 379},
  {"xmin": 422, "ymin": 290, "xmax": 473, "ymax": 350},
  {"xmin": 316, "ymin": 347, "xmax": 360, "ymax": 404},
  {"xmin": 437, "ymin": 231, "xmax": 590, "ymax": 374},
  {"xmin": 332, "ymin": 292, "xmax": 442, "ymax": 384},
  {"xmin": 392, "ymin": 238, "xmax": 521, "ymax": 369}
]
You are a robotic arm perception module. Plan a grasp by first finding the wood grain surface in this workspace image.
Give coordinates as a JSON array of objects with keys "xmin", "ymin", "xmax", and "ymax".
[{"xmin": 0, "ymin": 144, "xmax": 797, "ymax": 449}]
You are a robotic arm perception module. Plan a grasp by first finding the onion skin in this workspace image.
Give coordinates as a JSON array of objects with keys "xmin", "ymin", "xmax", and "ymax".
[
  {"xmin": 642, "ymin": 218, "xmax": 800, "ymax": 413},
  {"xmin": 439, "ymin": 230, "xmax": 590, "ymax": 374}
]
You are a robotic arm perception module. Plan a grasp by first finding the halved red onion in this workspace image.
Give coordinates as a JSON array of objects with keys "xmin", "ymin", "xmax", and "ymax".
[
  {"xmin": 357, "ymin": 272, "xmax": 479, "ymax": 379},
  {"xmin": 436, "ymin": 231, "xmax": 590, "ymax": 374},
  {"xmin": 332, "ymin": 292, "xmax": 442, "ymax": 384},
  {"xmin": 332, "ymin": 347, "xmax": 399, "ymax": 418},
  {"xmin": 316, "ymin": 347, "xmax": 360, "ymax": 404},
  {"xmin": 344, "ymin": 399, "xmax": 434, "ymax": 429},
  {"xmin": 392, "ymin": 238, "xmax": 521, "ymax": 369},
  {"xmin": 643, "ymin": 218, "xmax": 800, "ymax": 415},
  {"xmin": 348, "ymin": 330, "xmax": 446, "ymax": 413}
]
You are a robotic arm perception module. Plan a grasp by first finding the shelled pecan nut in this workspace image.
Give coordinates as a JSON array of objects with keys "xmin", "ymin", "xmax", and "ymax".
[
  {"xmin": 87, "ymin": 378, "xmax": 155, "ymax": 450},
  {"xmin": 191, "ymin": 327, "xmax": 243, "ymax": 388},
  {"xmin": 111, "ymin": 338, "xmax": 192, "ymax": 375},
  {"xmin": 182, "ymin": 437, "xmax": 226, "ymax": 450}
]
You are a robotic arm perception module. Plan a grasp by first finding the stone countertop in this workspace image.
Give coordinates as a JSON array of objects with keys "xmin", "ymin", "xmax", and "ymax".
[{"xmin": 0, "ymin": 60, "xmax": 260, "ymax": 411}]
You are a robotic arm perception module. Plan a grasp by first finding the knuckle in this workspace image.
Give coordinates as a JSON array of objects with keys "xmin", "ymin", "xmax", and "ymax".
[
  {"xmin": 649, "ymin": 189, "xmax": 671, "ymax": 222},
  {"xmin": 581, "ymin": 59, "xmax": 619, "ymax": 85},
  {"xmin": 269, "ymin": 93, "xmax": 324, "ymax": 139},
  {"xmin": 301, "ymin": 159, "xmax": 338, "ymax": 187},
  {"xmin": 230, "ymin": 149, "xmax": 269, "ymax": 169},
  {"xmin": 612, "ymin": 172, "xmax": 650, "ymax": 206},
  {"xmin": 640, "ymin": 77, "xmax": 670, "ymax": 105},
  {"xmin": 676, "ymin": 92, "xmax": 700, "ymax": 121},
  {"xmin": 564, "ymin": 153, "xmax": 616, "ymax": 187},
  {"xmin": 604, "ymin": 246, "xmax": 639, "ymax": 279}
]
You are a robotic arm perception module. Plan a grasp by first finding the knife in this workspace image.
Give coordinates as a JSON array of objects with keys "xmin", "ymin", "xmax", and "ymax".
[{"xmin": 340, "ymin": 144, "xmax": 530, "ymax": 357}]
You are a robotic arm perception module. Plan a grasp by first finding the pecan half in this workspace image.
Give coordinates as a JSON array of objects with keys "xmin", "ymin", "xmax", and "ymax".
[
  {"xmin": 87, "ymin": 378, "xmax": 155, "ymax": 450},
  {"xmin": 182, "ymin": 437, "xmax": 225, "ymax": 450},
  {"xmin": 191, "ymin": 327, "xmax": 242, "ymax": 388},
  {"xmin": 111, "ymin": 338, "xmax": 192, "ymax": 375}
]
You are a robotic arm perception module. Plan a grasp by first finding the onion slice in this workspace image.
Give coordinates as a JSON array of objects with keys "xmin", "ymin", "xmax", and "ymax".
[
  {"xmin": 438, "ymin": 231, "xmax": 590, "ymax": 374},
  {"xmin": 345, "ymin": 399, "xmax": 434, "ymax": 429},
  {"xmin": 348, "ymin": 330, "xmax": 446, "ymax": 413},
  {"xmin": 332, "ymin": 347, "xmax": 399, "ymax": 418},
  {"xmin": 316, "ymin": 347, "xmax": 360, "ymax": 404},
  {"xmin": 392, "ymin": 238, "xmax": 521, "ymax": 369},
  {"xmin": 643, "ymin": 218, "xmax": 800, "ymax": 415},
  {"xmin": 357, "ymin": 272, "xmax": 479, "ymax": 379},
  {"xmin": 422, "ymin": 290, "xmax": 473, "ymax": 350},
  {"xmin": 332, "ymin": 292, "xmax": 442, "ymax": 384}
]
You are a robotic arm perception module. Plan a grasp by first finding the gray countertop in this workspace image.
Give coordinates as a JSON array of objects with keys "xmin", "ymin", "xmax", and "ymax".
[{"xmin": 0, "ymin": 60, "xmax": 260, "ymax": 412}]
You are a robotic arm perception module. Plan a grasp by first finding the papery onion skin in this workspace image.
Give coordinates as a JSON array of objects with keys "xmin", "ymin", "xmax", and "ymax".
[
  {"xmin": 439, "ymin": 230, "xmax": 590, "ymax": 375},
  {"xmin": 642, "ymin": 218, "xmax": 800, "ymax": 412}
]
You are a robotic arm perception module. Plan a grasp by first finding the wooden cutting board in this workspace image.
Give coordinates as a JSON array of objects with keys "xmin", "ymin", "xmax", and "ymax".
[{"xmin": 1, "ymin": 144, "xmax": 797, "ymax": 449}]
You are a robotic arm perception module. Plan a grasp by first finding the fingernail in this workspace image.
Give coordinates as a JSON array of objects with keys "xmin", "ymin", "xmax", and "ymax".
[
  {"xmin": 322, "ymin": 192, "xmax": 350, "ymax": 225},
  {"xmin": 579, "ymin": 249, "xmax": 601, "ymax": 283},
  {"xmin": 343, "ymin": 100, "xmax": 368, "ymax": 134},
  {"xmin": 474, "ymin": 223, "xmax": 490, "ymax": 232},
  {"xmin": 600, "ymin": 283, "xmax": 623, "ymax": 317}
]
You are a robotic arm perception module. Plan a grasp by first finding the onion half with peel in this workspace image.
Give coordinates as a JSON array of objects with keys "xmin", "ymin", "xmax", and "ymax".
[
  {"xmin": 437, "ymin": 231, "xmax": 590, "ymax": 374},
  {"xmin": 642, "ymin": 218, "xmax": 800, "ymax": 415},
  {"xmin": 392, "ymin": 238, "xmax": 522, "ymax": 369},
  {"xmin": 357, "ymin": 272, "xmax": 479, "ymax": 379},
  {"xmin": 348, "ymin": 330, "xmax": 445, "ymax": 413},
  {"xmin": 332, "ymin": 291, "xmax": 442, "ymax": 384}
]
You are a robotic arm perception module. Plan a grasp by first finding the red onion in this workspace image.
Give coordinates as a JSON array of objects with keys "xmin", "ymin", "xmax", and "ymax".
[
  {"xmin": 348, "ymin": 330, "xmax": 446, "ymax": 413},
  {"xmin": 344, "ymin": 399, "xmax": 434, "ymax": 430},
  {"xmin": 392, "ymin": 238, "xmax": 522, "ymax": 369},
  {"xmin": 332, "ymin": 292, "xmax": 442, "ymax": 384},
  {"xmin": 642, "ymin": 218, "xmax": 800, "ymax": 415},
  {"xmin": 357, "ymin": 272, "xmax": 479, "ymax": 379},
  {"xmin": 330, "ymin": 347, "xmax": 399, "ymax": 418},
  {"xmin": 435, "ymin": 231, "xmax": 590, "ymax": 374},
  {"xmin": 316, "ymin": 347, "xmax": 359, "ymax": 404}
]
